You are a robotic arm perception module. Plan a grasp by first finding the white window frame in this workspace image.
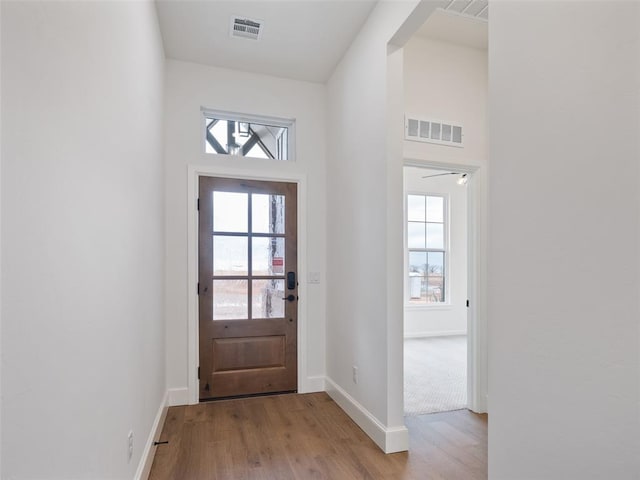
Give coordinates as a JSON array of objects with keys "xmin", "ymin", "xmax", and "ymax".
[
  {"xmin": 405, "ymin": 191, "xmax": 451, "ymax": 308},
  {"xmin": 201, "ymin": 107, "xmax": 296, "ymax": 162}
]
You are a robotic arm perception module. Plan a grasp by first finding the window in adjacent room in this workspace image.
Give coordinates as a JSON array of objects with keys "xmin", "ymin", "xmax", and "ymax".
[{"xmin": 407, "ymin": 194, "xmax": 446, "ymax": 304}]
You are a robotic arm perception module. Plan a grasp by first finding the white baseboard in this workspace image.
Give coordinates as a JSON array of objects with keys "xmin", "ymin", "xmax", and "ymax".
[
  {"xmin": 324, "ymin": 377, "xmax": 408, "ymax": 454},
  {"xmin": 168, "ymin": 387, "xmax": 190, "ymax": 406},
  {"xmin": 302, "ymin": 375, "xmax": 326, "ymax": 393},
  {"xmin": 168, "ymin": 377, "xmax": 324, "ymax": 404},
  {"xmin": 134, "ymin": 390, "xmax": 169, "ymax": 480},
  {"xmin": 404, "ymin": 330, "xmax": 466, "ymax": 339}
]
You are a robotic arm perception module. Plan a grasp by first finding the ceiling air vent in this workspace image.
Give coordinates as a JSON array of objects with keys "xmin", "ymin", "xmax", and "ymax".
[
  {"xmin": 405, "ymin": 116, "xmax": 464, "ymax": 148},
  {"xmin": 230, "ymin": 16, "xmax": 263, "ymax": 41}
]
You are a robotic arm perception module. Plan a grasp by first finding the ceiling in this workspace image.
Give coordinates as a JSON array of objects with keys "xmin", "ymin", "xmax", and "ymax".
[
  {"xmin": 155, "ymin": 0, "xmax": 377, "ymax": 83},
  {"xmin": 415, "ymin": 6, "xmax": 487, "ymax": 50}
]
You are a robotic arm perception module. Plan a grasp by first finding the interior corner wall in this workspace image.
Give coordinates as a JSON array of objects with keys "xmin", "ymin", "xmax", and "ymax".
[
  {"xmin": 488, "ymin": 2, "xmax": 640, "ymax": 478},
  {"xmin": 1, "ymin": 1, "xmax": 166, "ymax": 478},
  {"xmin": 0, "ymin": 2, "xmax": 3, "ymax": 473},
  {"xmin": 325, "ymin": 0, "xmax": 419, "ymax": 443},
  {"xmin": 163, "ymin": 59, "xmax": 327, "ymax": 396}
]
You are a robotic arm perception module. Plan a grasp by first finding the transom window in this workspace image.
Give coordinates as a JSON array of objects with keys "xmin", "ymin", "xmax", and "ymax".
[
  {"xmin": 407, "ymin": 194, "xmax": 446, "ymax": 304},
  {"xmin": 203, "ymin": 109, "xmax": 294, "ymax": 161}
]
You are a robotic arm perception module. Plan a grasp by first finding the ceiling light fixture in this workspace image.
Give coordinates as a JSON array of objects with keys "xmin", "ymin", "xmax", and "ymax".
[{"xmin": 457, "ymin": 174, "xmax": 468, "ymax": 185}]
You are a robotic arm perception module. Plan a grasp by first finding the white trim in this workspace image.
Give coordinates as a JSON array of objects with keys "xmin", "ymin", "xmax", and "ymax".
[
  {"xmin": 404, "ymin": 304, "xmax": 453, "ymax": 311},
  {"xmin": 385, "ymin": 426, "xmax": 412, "ymax": 454},
  {"xmin": 305, "ymin": 375, "xmax": 326, "ymax": 393},
  {"xmin": 134, "ymin": 391, "xmax": 169, "ymax": 480},
  {"xmin": 167, "ymin": 388, "xmax": 190, "ymax": 407},
  {"xmin": 404, "ymin": 159, "xmax": 477, "ymax": 175},
  {"xmin": 465, "ymin": 166, "xmax": 487, "ymax": 413},
  {"xmin": 402, "ymin": 158, "xmax": 486, "ymax": 414},
  {"xmin": 200, "ymin": 107, "xmax": 297, "ymax": 162},
  {"xmin": 187, "ymin": 164, "xmax": 309, "ymax": 404},
  {"xmin": 404, "ymin": 330, "xmax": 466, "ymax": 339},
  {"xmin": 325, "ymin": 377, "xmax": 409, "ymax": 454}
]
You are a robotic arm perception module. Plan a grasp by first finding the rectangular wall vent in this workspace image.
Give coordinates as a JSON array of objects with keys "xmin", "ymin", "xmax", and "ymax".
[
  {"xmin": 405, "ymin": 116, "xmax": 464, "ymax": 148},
  {"xmin": 230, "ymin": 16, "xmax": 263, "ymax": 41}
]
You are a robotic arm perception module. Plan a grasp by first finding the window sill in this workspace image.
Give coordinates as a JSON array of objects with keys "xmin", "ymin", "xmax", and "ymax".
[{"xmin": 405, "ymin": 304, "xmax": 454, "ymax": 311}]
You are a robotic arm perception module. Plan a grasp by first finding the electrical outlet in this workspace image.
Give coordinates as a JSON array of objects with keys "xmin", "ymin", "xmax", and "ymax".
[
  {"xmin": 127, "ymin": 430, "xmax": 134, "ymax": 462},
  {"xmin": 352, "ymin": 366, "xmax": 358, "ymax": 384}
]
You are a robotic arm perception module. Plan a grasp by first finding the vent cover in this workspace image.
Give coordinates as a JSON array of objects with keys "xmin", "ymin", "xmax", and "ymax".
[
  {"xmin": 405, "ymin": 116, "xmax": 464, "ymax": 148},
  {"xmin": 230, "ymin": 16, "xmax": 263, "ymax": 40}
]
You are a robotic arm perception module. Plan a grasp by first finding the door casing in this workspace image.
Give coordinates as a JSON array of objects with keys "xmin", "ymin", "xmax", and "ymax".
[{"xmin": 187, "ymin": 164, "xmax": 309, "ymax": 405}]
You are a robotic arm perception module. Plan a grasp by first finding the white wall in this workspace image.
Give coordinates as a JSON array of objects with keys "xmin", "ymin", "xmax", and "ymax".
[
  {"xmin": 403, "ymin": 35, "xmax": 487, "ymax": 167},
  {"xmin": 489, "ymin": 2, "xmax": 640, "ymax": 478},
  {"xmin": 325, "ymin": 0, "xmax": 422, "ymax": 452},
  {"xmin": 0, "ymin": 2, "xmax": 3, "ymax": 472},
  {"xmin": 1, "ymin": 2, "xmax": 166, "ymax": 478},
  {"xmin": 163, "ymin": 60, "xmax": 327, "ymax": 397},
  {"xmin": 404, "ymin": 167, "xmax": 467, "ymax": 337}
]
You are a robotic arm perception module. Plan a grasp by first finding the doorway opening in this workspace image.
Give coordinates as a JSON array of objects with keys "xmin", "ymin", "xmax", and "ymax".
[
  {"xmin": 392, "ymin": 1, "xmax": 488, "ymax": 421},
  {"xmin": 403, "ymin": 165, "xmax": 470, "ymax": 415}
]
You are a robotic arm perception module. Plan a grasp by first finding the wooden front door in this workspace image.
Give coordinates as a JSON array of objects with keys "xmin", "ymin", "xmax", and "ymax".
[{"xmin": 198, "ymin": 177, "xmax": 298, "ymax": 400}]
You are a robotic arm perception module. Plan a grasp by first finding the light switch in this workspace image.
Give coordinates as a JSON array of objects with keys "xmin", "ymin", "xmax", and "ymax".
[{"xmin": 308, "ymin": 272, "xmax": 320, "ymax": 284}]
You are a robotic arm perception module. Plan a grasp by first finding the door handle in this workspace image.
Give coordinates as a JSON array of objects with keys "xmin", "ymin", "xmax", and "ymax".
[{"xmin": 282, "ymin": 294, "xmax": 297, "ymax": 302}]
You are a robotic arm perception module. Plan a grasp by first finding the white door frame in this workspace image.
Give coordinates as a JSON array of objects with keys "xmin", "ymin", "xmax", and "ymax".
[
  {"xmin": 403, "ymin": 158, "xmax": 487, "ymax": 413},
  {"xmin": 186, "ymin": 164, "xmax": 309, "ymax": 404}
]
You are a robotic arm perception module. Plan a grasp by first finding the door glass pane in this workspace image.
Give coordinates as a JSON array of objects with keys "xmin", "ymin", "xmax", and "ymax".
[
  {"xmin": 213, "ymin": 192, "xmax": 248, "ymax": 233},
  {"xmin": 213, "ymin": 236, "xmax": 248, "ymax": 276},
  {"xmin": 426, "ymin": 223, "xmax": 444, "ymax": 249},
  {"xmin": 409, "ymin": 251, "xmax": 427, "ymax": 275},
  {"xmin": 408, "ymin": 222, "xmax": 426, "ymax": 249},
  {"xmin": 252, "ymin": 194, "xmax": 285, "ymax": 234},
  {"xmin": 252, "ymin": 279, "xmax": 285, "ymax": 319},
  {"xmin": 213, "ymin": 279, "xmax": 248, "ymax": 320},
  {"xmin": 426, "ymin": 196, "xmax": 444, "ymax": 223},
  {"xmin": 252, "ymin": 237, "xmax": 285, "ymax": 275},
  {"xmin": 407, "ymin": 195, "xmax": 426, "ymax": 222}
]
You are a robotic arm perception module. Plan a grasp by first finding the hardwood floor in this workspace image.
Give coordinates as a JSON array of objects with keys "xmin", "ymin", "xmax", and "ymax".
[{"xmin": 148, "ymin": 392, "xmax": 487, "ymax": 480}]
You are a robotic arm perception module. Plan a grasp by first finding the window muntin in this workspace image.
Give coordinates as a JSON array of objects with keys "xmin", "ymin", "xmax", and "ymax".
[
  {"xmin": 203, "ymin": 110, "xmax": 293, "ymax": 161},
  {"xmin": 407, "ymin": 194, "xmax": 446, "ymax": 304},
  {"xmin": 210, "ymin": 190, "xmax": 288, "ymax": 321}
]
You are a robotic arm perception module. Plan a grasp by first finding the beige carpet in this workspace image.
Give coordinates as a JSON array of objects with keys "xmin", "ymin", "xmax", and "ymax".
[{"xmin": 404, "ymin": 335, "xmax": 467, "ymax": 416}]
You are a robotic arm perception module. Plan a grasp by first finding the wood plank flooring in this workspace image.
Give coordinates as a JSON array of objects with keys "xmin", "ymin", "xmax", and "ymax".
[{"xmin": 148, "ymin": 392, "xmax": 487, "ymax": 480}]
